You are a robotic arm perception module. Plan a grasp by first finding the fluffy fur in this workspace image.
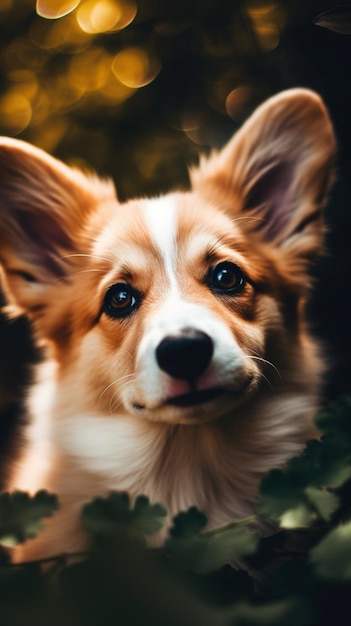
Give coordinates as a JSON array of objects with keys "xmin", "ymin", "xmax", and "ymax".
[{"xmin": 0, "ymin": 89, "xmax": 336, "ymax": 561}]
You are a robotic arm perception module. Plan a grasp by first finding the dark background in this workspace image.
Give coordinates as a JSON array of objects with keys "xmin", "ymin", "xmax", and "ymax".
[{"xmin": 0, "ymin": 0, "xmax": 351, "ymax": 427}]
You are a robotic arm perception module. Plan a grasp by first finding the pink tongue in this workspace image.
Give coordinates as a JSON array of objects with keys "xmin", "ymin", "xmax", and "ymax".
[{"xmin": 168, "ymin": 379, "xmax": 193, "ymax": 399}]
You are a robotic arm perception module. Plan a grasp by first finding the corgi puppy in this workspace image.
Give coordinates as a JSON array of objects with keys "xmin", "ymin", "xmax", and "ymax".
[{"xmin": 0, "ymin": 89, "xmax": 335, "ymax": 562}]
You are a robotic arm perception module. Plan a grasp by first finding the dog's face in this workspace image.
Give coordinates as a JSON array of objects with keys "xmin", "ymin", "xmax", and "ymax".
[
  {"xmin": 0, "ymin": 89, "xmax": 335, "ymax": 426},
  {"xmin": 82, "ymin": 193, "xmax": 268, "ymax": 425}
]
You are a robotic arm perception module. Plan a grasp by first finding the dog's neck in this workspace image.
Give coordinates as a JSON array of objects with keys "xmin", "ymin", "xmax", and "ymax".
[{"xmin": 39, "ymin": 386, "xmax": 314, "ymax": 529}]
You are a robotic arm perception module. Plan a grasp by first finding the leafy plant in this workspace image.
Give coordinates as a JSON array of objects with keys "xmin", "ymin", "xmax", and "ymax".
[
  {"xmin": 166, "ymin": 506, "xmax": 258, "ymax": 574},
  {"xmin": 82, "ymin": 492, "xmax": 167, "ymax": 541},
  {"xmin": 0, "ymin": 490, "xmax": 58, "ymax": 547},
  {"xmin": 1, "ymin": 395, "xmax": 351, "ymax": 625}
]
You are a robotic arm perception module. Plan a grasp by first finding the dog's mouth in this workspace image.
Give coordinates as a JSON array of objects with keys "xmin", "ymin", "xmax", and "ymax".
[
  {"xmin": 131, "ymin": 379, "xmax": 253, "ymax": 416},
  {"xmin": 166, "ymin": 388, "xmax": 223, "ymax": 407}
]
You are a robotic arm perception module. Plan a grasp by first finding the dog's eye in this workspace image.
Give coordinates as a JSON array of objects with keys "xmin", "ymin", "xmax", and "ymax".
[
  {"xmin": 103, "ymin": 283, "xmax": 139, "ymax": 318},
  {"xmin": 208, "ymin": 262, "xmax": 246, "ymax": 294}
]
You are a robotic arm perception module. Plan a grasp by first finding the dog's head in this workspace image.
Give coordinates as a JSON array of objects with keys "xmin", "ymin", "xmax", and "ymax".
[{"xmin": 0, "ymin": 89, "xmax": 335, "ymax": 425}]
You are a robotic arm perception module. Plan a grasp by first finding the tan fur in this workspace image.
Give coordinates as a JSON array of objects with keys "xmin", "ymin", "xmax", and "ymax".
[{"xmin": 0, "ymin": 89, "xmax": 336, "ymax": 561}]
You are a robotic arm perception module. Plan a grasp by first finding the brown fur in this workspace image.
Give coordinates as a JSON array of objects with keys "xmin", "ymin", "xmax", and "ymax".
[{"xmin": 0, "ymin": 89, "xmax": 336, "ymax": 561}]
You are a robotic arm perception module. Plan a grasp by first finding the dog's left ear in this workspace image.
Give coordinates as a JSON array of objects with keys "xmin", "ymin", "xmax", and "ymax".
[{"xmin": 191, "ymin": 89, "xmax": 336, "ymax": 276}]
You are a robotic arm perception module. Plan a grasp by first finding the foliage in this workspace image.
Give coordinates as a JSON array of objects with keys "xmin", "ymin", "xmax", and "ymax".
[
  {"xmin": 0, "ymin": 396, "xmax": 350, "ymax": 624},
  {"xmin": 258, "ymin": 396, "xmax": 351, "ymax": 528},
  {"xmin": 0, "ymin": 490, "xmax": 59, "ymax": 547},
  {"xmin": 166, "ymin": 506, "xmax": 259, "ymax": 574},
  {"xmin": 82, "ymin": 492, "xmax": 167, "ymax": 541}
]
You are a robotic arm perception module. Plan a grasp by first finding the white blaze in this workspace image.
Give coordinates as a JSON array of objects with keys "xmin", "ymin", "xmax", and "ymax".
[{"xmin": 144, "ymin": 196, "xmax": 179, "ymax": 294}]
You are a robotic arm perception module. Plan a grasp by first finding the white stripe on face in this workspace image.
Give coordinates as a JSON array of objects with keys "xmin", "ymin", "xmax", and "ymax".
[{"xmin": 143, "ymin": 196, "xmax": 179, "ymax": 294}]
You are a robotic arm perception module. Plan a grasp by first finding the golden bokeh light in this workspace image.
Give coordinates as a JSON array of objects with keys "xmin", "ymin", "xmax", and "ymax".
[
  {"xmin": 36, "ymin": 0, "xmax": 81, "ymax": 19},
  {"xmin": 3, "ymin": 70, "xmax": 51, "ymax": 128},
  {"xmin": 49, "ymin": 73, "xmax": 86, "ymax": 109},
  {"xmin": 76, "ymin": 0, "xmax": 136, "ymax": 34},
  {"xmin": 99, "ymin": 72, "xmax": 134, "ymax": 103},
  {"xmin": 173, "ymin": 105, "xmax": 213, "ymax": 146},
  {"xmin": 246, "ymin": 2, "xmax": 285, "ymax": 52},
  {"xmin": 180, "ymin": 111, "xmax": 207, "ymax": 146},
  {"xmin": 225, "ymin": 85, "xmax": 256, "ymax": 119},
  {"xmin": 255, "ymin": 23, "xmax": 280, "ymax": 51},
  {"xmin": 68, "ymin": 47, "xmax": 111, "ymax": 93},
  {"xmin": 0, "ymin": 91, "xmax": 32, "ymax": 134},
  {"xmin": 33, "ymin": 118, "xmax": 70, "ymax": 153},
  {"xmin": 180, "ymin": 110, "xmax": 201, "ymax": 133},
  {"xmin": 111, "ymin": 48, "xmax": 160, "ymax": 89},
  {"xmin": 30, "ymin": 14, "xmax": 92, "ymax": 53},
  {"xmin": 4, "ymin": 37, "xmax": 46, "ymax": 72},
  {"xmin": 183, "ymin": 128, "xmax": 206, "ymax": 146},
  {"xmin": 30, "ymin": 91, "xmax": 50, "ymax": 126},
  {"xmin": 7, "ymin": 69, "xmax": 38, "ymax": 100}
]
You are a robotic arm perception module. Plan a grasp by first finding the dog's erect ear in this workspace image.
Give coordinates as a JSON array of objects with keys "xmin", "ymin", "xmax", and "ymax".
[
  {"xmin": 191, "ymin": 89, "xmax": 336, "ymax": 265},
  {"xmin": 0, "ymin": 138, "xmax": 116, "ymax": 315}
]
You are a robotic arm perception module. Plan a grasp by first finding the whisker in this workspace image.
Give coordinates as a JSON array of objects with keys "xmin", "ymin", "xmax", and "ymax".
[
  {"xmin": 110, "ymin": 395, "xmax": 125, "ymax": 413},
  {"xmin": 246, "ymin": 355, "xmax": 282, "ymax": 380},
  {"xmin": 70, "ymin": 268, "xmax": 107, "ymax": 275},
  {"xmin": 258, "ymin": 370, "xmax": 274, "ymax": 392},
  {"xmin": 99, "ymin": 374, "xmax": 135, "ymax": 405},
  {"xmin": 109, "ymin": 382, "xmax": 134, "ymax": 413},
  {"xmin": 62, "ymin": 253, "xmax": 115, "ymax": 264},
  {"xmin": 246, "ymin": 354, "xmax": 282, "ymax": 393},
  {"xmin": 108, "ymin": 378, "xmax": 135, "ymax": 414}
]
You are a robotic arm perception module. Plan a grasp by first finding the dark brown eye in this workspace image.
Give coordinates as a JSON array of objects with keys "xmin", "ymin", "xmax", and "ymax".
[
  {"xmin": 103, "ymin": 283, "xmax": 140, "ymax": 318},
  {"xmin": 208, "ymin": 262, "xmax": 246, "ymax": 295}
]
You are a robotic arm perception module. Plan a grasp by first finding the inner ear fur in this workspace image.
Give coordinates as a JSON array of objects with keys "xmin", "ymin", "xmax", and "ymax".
[{"xmin": 191, "ymin": 89, "xmax": 336, "ymax": 259}]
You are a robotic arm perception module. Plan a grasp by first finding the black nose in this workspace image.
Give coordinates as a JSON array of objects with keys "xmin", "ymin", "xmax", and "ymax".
[{"xmin": 156, "ymin": 328, "xmax": 214, "ymax": 382}]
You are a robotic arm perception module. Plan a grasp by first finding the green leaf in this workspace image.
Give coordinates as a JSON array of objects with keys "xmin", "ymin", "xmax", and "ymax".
[
  {"xmin": 258, "ymin": 462, "xmax": 340, "ymax": 529},
  {"xmin": 169, "ymin": 506, "xmax": 208, "ymax": 539},
  {"xmin": 258, "ymin": 467, "xmax": 308, "ymax": 523},
  {"xmin": 314, "ymin": 437, "xmax": 351, "ymax": 489},
  {"xmin": 82, "ymin": 492, "xmax": 167, "ymax": 540},
  {"xmin": 166, "ymin": 508, "xmax": 258, "ymax": 574},
  {"xmin": 0, "ymin": 490, "xmax": 59, "ymax": 547},
  {"xmin": 278, "ymin": 503, "xmax": 317, "ymax": 529},
  {"xmin": 304, "ymin": 486, "xmax": 339, "ymax": 521},
  {"xmin": 257, "ymin": 398, "xmax": 351, "ymax": 527},
  {"xmin": 310, "ymin": 521, "xmax": 351, "ymax": 582}
]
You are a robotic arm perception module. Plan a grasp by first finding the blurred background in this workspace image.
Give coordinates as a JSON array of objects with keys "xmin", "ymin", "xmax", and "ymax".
[{"xmin": 0, "ymin": 0, "xmax": 351, "ymax": 442}]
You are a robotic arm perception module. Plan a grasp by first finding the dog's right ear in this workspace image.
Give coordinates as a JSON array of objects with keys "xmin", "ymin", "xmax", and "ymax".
[{"xmin": 0, "ymin": 138, "xmax": 116, "ymax": 316}]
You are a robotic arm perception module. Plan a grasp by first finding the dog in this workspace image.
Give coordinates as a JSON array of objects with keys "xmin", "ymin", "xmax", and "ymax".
[{"xmin": 0, "ymin": 89, "xmax": 335, "ymax": 562}]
